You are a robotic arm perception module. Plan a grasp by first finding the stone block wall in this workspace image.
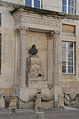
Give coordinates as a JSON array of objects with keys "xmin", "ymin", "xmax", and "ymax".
[
  {"xmin": 1, "ymin": 1, "xmax": 79, "ymax": 109},
  {"xmin": 0, "ymin": 5, "xmax": 16, "ymax": 95},
  {"xmin": 42, "ymin": 0, "xmax": 62, "ymax": 12},
  {"xmin": 58, "ymin": 18, "xmax": 79, "ymax": 102}
]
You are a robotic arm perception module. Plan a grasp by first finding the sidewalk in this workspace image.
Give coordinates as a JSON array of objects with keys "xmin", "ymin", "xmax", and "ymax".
[{"xmin": 0, "ymin": 108, "xmax": 79, "ymax": 119}]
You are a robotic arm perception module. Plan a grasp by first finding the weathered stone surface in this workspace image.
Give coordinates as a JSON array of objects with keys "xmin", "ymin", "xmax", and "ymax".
[
  {"xmin": 75, "ymin": 96, "xmax": 79, "ymax": 108},
  {"xmin": 19, "ymin": 102, "xmax": 33, "ymax": 109},
  {"xmin": 58, "ymin": 94, "xmax": 64, "ymax": 109},
  {"xmin": 34, "ymin": 94, "xmax": 41, "ymax": 111},
  {"xmin": 0, "ymin": 95, "xmax": 5, "ymax": 109},
  {"xmin": 26, "ymin": 55, "xmax": 43, "ymax": 80},
  {"xmin": 41, "ymin": 101, "xmax": 54, "ymax": 109},
  {"xmin": 10, "ymin": 96, "xmax": 17, "ymax": 109},
  {"xmin": 1, "ymin": 0, "xmax": 79, "ymax": 110},
  {"xmin": 36, "ymin": 112, "xmax": 45, "ymax": 119}
]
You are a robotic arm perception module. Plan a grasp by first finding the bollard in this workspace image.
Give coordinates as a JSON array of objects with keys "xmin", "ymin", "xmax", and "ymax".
[
  {"xmin": 0, "ymin": 95, "xmax": 5, "ymax": 109},
  {"xmin": 58, "ymin": 94, "xmax": 64, "ymax": 109},
  {"xmin": 34, "ymin": 94, "xmax": 41, "ymax": 111},
  {"xmin": 36, "ymin": 112, "xmax": 45, "ymax": 119}
]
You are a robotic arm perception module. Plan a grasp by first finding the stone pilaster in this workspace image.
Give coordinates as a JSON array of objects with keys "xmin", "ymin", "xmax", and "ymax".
[
  {"xmin": 19, "ymin": 28, "xmax": 28, "ymax": 87},
  {"xmin": 53, "ymin": 31, "xmax": 60, "ymax": 86},
  {"xmin": 47, "ymin": 32, "xmax": 54, "ymax": 89},
  {"xmin": 15, "ymin": 28, "xmax": 29, "ymax": 108},
  {"xmin": 52, "ymin": 31, "xmax": 63, "ymax": 107},
  {"xmin": 47, "ymin": 31, "xmax": 60, "ymax": 88}
]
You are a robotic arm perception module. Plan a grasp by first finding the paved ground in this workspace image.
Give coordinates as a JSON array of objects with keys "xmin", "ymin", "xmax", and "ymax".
[
  {"xmin": 0, "ymin": 109, "xmax": 79, "ymax": 119},
  {"xmin": 45, "ymin": 110, "xmax": 79, "ymax": 119}
]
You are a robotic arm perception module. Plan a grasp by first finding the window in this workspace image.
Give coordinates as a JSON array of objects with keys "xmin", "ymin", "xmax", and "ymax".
[
  {"xmin": 0, "ymin": 34, "xmax": 2, "ymax": 74},
  {"xmin": 62, "ymin": 0, "xmax": 76, "ymax": 14},
  {"xmin": 62, "ymin": 42, "xmax": 76, "ymax": 74},
  {"xmin": 25, "ymin": 0, "xmax": 41, "ymax": 9}
]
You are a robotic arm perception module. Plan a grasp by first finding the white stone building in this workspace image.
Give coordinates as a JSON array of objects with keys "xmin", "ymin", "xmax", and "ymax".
[{"xmin": 0, "ymin": 0, "xmax": 79, "ymax": 109}]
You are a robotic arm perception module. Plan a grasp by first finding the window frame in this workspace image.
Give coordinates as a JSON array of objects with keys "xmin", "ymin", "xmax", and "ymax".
[
  {"xmin": 62, "ymin": 42, "xmax": 76, "ymax": 75},
  {"xmin": 62, "ymin": 0, "xmax": 76, "ymax": 14},
  {"xmin": 25, "ymin": 0, "xmax": 41, "ymax": 9}
]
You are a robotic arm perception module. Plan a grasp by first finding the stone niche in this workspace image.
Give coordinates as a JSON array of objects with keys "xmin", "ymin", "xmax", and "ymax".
[{"xmin": 26, "ymin": 32, "xmax": 48, "ymax": 88}]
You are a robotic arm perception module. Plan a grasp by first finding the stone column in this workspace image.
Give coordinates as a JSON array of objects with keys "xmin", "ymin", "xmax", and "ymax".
[{"xmin": 19, "ymin": 28, "xmax": 27, "ymax": 87}]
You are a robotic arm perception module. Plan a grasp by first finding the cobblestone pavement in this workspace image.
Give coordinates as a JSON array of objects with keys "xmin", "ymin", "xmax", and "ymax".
[{"xmin": 0, "ymin": 109, "xmax": 79, "ymax": 119}]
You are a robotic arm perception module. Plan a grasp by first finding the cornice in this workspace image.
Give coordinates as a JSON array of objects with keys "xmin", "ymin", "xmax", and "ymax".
[{"xmin": 0, "ymin": 1, "xmax": 79, "ymax": 20}]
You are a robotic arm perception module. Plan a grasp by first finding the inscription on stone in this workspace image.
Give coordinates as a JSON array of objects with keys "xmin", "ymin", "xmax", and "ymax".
[{"xmin": 23, "ymin": 15, "xmax": 60, "ymax": 28}]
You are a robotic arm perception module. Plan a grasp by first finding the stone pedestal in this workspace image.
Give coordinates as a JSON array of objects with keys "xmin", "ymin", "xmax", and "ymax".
[
  {"xmin": 0, "ymin": 95, "xmax": 5, "ymax": 109},
  {"xmin": 58, "ymin": 94, "xmax": 64, "ymax": 109},
  {"xmin": 36, "ymin": 112, "xmax": 45, "ymax": 119}
]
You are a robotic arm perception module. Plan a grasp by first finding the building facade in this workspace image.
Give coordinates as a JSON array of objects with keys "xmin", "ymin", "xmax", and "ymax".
[{"xmin": 0, "ymin": 0, "xmax": 79, "ymax": 109}]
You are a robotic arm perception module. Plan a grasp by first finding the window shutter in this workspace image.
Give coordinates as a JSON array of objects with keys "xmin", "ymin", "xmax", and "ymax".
[
  {"xmin": 25, "ymin": 0, "xmax": 32, "ymax": 7},
  {"xmin": 34, "ymin": 0, "xmax": 40, "ymax": 8}
]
